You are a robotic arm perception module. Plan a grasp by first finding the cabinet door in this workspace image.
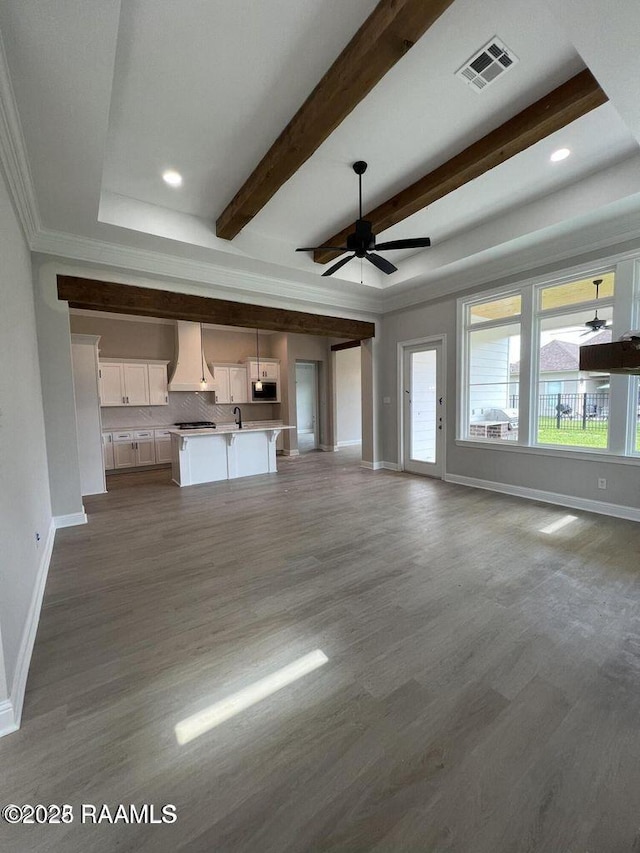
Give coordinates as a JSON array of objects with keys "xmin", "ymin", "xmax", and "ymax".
[
  {"xmin": 135, "ymin": 439, "xmax": 156, "ymax": 465},
  {"xmin": 213, "ymin": 366, "xmax": 231, "ymax": 404},
  {"xmin": 99, "ymin": 363, "xmax": 125, "ymax": 406},
  {"xmin": 229, "ymin": 367, "xmax": 248, "ymax": 404},
  {"xmin": 123, "ymin": 363, "xmax": 150, "ymax": 405},
  {"xmin": 102, "ymin": 433, "xmax": 114, "ymax": 470},
  {"xmin": 114, "ymin": 441, "xmax": 136, "ymax": 468},
  {"xmin": 155, "ymin": 437, "xmax": 172, "ymax": 463},
  {"xmin": 262, "ymin": 362, "xmax": 279, "ymax": 380},
  {"xmin": 148, "ymin": 364, "xmax": 168, "ymax": 405}
]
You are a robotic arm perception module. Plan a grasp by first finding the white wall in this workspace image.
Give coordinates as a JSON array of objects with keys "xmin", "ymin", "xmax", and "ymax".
[
  {"xmin": 0, "ymin": 169, "xmax": 52, "ymax": 710},
  {"xmin": 335, "ymin": 347, "xmax": 362, "ymax": 445}
]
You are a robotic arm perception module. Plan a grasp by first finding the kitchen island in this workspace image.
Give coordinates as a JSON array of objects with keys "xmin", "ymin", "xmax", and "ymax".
[{"xmin": 170, "ymin": 423, "xmax": 295, "ymax": 486}]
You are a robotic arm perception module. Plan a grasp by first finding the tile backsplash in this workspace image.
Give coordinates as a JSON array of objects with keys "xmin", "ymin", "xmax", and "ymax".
[{"xmin": 100, "ymin": 392, "xmax": 277, "ymax": 429}]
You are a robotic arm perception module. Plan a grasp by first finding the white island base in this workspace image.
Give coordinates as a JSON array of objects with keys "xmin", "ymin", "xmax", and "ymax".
[{"xmin": 170, "ymin": 424, "xmax": 295, "ymax": 487}]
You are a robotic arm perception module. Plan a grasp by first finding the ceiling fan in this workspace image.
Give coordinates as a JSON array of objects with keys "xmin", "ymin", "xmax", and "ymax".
[
  {"xmin": 296, "ymin": 161, "xmax": 431, "ymax": 277},
  {"xmin": 581, "ymin": 278, "xmax": 612, "ymax": 336}
]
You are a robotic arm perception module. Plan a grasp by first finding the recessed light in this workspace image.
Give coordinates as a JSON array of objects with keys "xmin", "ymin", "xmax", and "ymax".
[
  {"xmin": 550, "ymin": 148, "xmax": 571, "ymax": 163},
  {"xmin": 162, "ymin": 169, "xmax": 183, "ymax": 187}
]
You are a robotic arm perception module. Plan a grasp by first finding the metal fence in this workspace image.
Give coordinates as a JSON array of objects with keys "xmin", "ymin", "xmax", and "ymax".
[{"xmin": 509, "ymin": 392, "xmax": 610, "ymax": 430}]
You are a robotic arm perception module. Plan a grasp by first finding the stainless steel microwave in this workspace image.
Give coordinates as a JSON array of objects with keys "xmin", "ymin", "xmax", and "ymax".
[{"xmin": 251, "ymin": 380, "xmax": 278, "ymax": 402}]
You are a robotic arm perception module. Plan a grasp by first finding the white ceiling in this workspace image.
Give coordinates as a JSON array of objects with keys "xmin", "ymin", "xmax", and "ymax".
[{"xmin": 1, "ymin": 0, "xmax": 640, "ymax": 314}]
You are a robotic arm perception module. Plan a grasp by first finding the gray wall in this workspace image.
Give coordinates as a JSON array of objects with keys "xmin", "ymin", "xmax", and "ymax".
[
  {"xmin": 380, "ymin": 281, "xmax": 640, "ymax": 511},
  {"xmin": 0, "ymin": 169, "xmax": 52, "ymax": 697}
]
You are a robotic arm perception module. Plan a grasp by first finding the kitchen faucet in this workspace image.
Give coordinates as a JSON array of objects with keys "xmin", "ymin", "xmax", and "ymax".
[{"xmin": 233, "ymin": 406, "xmax": 243, "ymax": 429}]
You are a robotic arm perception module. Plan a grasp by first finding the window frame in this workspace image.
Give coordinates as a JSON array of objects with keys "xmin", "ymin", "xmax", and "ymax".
[{"xmin": 457, "ymin": 255, "xmax": 640, "ymax": 461}]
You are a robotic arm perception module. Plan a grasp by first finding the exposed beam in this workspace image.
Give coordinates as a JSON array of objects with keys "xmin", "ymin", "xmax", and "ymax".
[
  {"xmin": 215, "ymin": 0, "xmax": 456, "ymax": 240},
  {"xmin": 331, "ymin": 340, "xmax": 362, "ymax": 352},
  {"xmin": 56, "ymin": 276, "xmax": 375, "ymax": 340},
  {"xmin": 315, "ymin": 69, "xmax": 608, "ymax": 264}
]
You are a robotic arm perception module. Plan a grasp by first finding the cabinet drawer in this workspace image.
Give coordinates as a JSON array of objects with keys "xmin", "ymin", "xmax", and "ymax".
[
  {"xmin": 154, "ymin": 429, "xmax": 172, "ymax": 438},
  {"xmin": 113, "ymin": 431, "xmax": 133, "ymax": 441},
  {"xmin": 134, "ymin": 430, "xmax": 153, "ymax": 439}
]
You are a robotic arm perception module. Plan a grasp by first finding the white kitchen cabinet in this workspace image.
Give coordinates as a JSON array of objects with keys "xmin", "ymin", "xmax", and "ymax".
[
  {"xmin": 99, "ymin": 360, "xmax": 169, "ymax": 407},
  {"xmin": 148, "ymin": 363, "xmax": 169, "ymax": 405},
  {"xmin": 246, "ymin": 359, "xmax": 279, "ymax": 381},
  {"xmin": 102, "ymin": 432, "xmax": 114, "ymax": 470},
  {"xmin": 99, "ymin": 363, "xmax": 126, "ymax": 406},
  {"xmin": 134, "ymin": 430, "xmax": 156, "ymax": 465},
  {"xmin": 113, "ymin": 433, "xmax": 136, "ymax": 468},
  {"xmin": 211, "ymin": 365, "xmax": 231, "ymax": 404},
  {"xmin": 122, "ymin": 363, "xmax": 149, "ymax": 405},
  {"xmin": 229, "ymin": 367, "xmax": 248, "ymax": 404},
  {"xmin": 154, "ymin": 429, "xmax": 173, "ymax": 463}
]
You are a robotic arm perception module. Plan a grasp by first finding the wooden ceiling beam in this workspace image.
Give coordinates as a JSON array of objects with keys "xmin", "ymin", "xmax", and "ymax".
[
  {"xmin": 56, "ymin": 276, "xmax": 375, "ymax": 340},
  {"xmin": 314, "ymin": 69, "xmax": 608, "ymax": 264},
  {"xmin": 215, "ymin": 0, "xmax": 456, "ymax": 241}
]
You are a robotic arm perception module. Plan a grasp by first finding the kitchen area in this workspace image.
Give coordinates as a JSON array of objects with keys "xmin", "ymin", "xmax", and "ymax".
[{"xmin": 68, "ymin": 311, "xmax": 341, "ymax": 494}]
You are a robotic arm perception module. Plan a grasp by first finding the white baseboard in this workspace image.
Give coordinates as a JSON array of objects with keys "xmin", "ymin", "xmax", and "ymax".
[
  {"xmin": 282, "ymin": 449, "xmax": 300, "ymax": 457},
  {"xmin": 0, "ymin": 700, "xmax": 17, "ymax": 738},
  {"xmin": 319, "ymin": 445, "xmax": 337, "ymax": 452},
  {"xmin": 382, "ymin": 461, "xmax": 401, "ymax": 471},
  {"xmin": 444, "ymin": 473, "xmax": 640, "ymax": 523},
  {"xmin": 1, "ymin": 518, "xmax": 56, "ymax": 737},
  {"xmin": 361, "ymin": 460, "xmax": 384, "ymax": 470},
  {"xmin": 337, "ymin": 440, "xmax": 362, "ymax": 447},
  {"xmin": 54, "ymin": 510, "xmax": 87, "ymax": 528}
]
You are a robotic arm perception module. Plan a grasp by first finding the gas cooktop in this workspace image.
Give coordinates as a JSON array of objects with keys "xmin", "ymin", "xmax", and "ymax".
[{"xmin": 174, "ymin": 421, "xmax": 216, "ymax": 430}]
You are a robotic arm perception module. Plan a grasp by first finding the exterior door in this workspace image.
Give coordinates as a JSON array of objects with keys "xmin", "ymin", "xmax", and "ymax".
[{"xmin": 402, "ymin": 342, "xmax": 444, "ymax": 478}]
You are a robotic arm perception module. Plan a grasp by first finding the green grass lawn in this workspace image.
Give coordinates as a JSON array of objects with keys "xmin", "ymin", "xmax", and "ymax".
[{"xmin": 535, "ymin": 416, "xmax": 640, "ymax": 449}]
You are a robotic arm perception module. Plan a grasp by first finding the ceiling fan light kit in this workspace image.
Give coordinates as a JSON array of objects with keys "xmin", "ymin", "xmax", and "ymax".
[
  {"xmin": 296, "ymin": 161, "xmax": 431, "ymax": 277},
  {"xmin": 582, "ymin": 278, "xmax": 612, "ymax": 335}
]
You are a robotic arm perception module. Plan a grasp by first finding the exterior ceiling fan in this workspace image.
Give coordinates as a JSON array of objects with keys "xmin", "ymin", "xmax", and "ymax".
[
  {"xmin": 582, "ymin": 278, "xmax": 612, "ymax": 335},
  {"xmin": 296, "ymin": 161, "xmax": 431, "ymax": 277}
]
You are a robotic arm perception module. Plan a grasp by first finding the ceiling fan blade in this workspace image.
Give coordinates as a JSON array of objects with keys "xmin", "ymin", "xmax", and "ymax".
[
  {"xmin": 322, "ymin": 254, "xmax": 356, "ymax": 277},
  {"xmin": 366, "ymin": 253, "xmax": 397, "ymax": 275},
  {"xmin": 375, "ymin": 237, "xmax": 431, "ymax": 251},
  {"xmin": 296, "ymin": 246, "xmax": 349, "ymax": 252}
]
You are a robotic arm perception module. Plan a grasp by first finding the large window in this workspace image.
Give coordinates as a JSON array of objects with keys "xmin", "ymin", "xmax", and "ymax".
[
  {"xmin": 459, "ymin": 266, "xmax": 638, "ymax": 457},
  {"xmin": 464, "ymin": 295, "xmax": 520, "ymax": 442}
]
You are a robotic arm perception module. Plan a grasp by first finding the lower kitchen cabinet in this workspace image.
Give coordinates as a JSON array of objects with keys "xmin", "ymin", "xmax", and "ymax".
[
  {"xmin": 102, "ymin": 432, "xmax": 115, "ymax": 470},
  {"xmin": 154, "ymin": 429, "xmax": 173, "ymax": 463},
  {"xmin": 104, "ymin": 428, "xmax": 172, "ymax": 470},
  {"xmin": 113, "ymin": 438, "xmax": 137, "ymax": 468}
]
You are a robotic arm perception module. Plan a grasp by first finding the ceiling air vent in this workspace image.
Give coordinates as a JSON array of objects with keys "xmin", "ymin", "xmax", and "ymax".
[{"xmin": 456, "ymin": 38, "xmax": 519, "ymax": 93}]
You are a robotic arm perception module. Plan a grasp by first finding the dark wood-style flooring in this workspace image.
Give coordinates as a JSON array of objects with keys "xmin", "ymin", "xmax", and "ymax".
[{"xmin": 2, "ymin": 448, "xmax": 640, "ymax": 851}]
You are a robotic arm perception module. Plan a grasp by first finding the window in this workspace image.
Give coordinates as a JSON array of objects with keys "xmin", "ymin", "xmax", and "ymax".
[
  {"xmin": 536, "ymin": 306, "xmax": 612, "ymax": 450},
  {"xmin": 464, "ymin": 295, "xmax": 520, "ymax": 442},
  {"xmin": 459, "ymin": 265, "xmax": 638, "ymax": 457}
]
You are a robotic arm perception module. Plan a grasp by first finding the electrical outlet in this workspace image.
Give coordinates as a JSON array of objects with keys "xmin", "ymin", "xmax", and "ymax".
[{"xmin": 597, "ymin": 478, "xmax": 607, "ymax": 490}]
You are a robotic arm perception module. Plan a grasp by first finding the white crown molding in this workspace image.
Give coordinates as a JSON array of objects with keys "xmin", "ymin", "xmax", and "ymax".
[
  {"xmin": 0, "ymin": 31, "xmax": 41, "ymax": 243},
  {"xmin": 32, "ymin": 228, "xmax": 383, "ymax": 316}
]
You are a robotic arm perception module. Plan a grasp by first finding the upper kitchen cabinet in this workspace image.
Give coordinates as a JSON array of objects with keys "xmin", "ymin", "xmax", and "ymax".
[
  {"xmin": 245, "ymin": 359, "xmax": 280, "ymax": 381},
  {"xmin": 209, "ymin": 364, "xmax": 249, "ymax": 404},
  {"xmin": 99, "ymin": 359, "xmax": 169, "ymax": 406},
  {"xmin": 148, "ymin": 363, "xmax": 170, "ymax": 405}
]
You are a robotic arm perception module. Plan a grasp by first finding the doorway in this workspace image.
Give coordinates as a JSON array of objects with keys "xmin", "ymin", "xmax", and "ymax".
[
  {"xmin": 295, "ymin": 361, "xmax": 319, "ymax": 452},
  {"xmin": 400, "ymin": 339, "xmax": 445, "ymax": 478}
]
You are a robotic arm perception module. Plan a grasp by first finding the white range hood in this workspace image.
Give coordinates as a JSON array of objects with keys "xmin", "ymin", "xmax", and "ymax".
[{"xmin": 168, "ymin": 320, "xmax": 216, "ymax": 392}]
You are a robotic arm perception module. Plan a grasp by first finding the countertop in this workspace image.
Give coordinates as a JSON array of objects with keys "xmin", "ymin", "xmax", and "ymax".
[
  {"xmin": 170, "ymin": 423, "xmax": 295, "ymax": 436},
  {"xmin": 104, "ymin": 421, "xmax": 290, "ymax": 433}
]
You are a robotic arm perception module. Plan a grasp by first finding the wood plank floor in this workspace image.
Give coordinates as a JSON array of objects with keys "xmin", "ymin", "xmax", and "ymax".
[{"xmin": 2, "ymin": 448, "xmax": 640, "ymax": 851}]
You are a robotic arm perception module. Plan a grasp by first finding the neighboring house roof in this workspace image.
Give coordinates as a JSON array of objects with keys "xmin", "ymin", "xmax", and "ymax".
[{"xmin": 510, "ymin": 329, "xmax": 611, "ymax": 374}]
